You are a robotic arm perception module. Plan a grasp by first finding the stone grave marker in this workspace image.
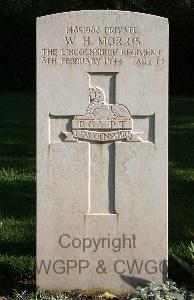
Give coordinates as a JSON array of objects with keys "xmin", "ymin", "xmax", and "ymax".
[{"xmin": 37, "ymin": 10, "xmax": 168, "ymax": 292}]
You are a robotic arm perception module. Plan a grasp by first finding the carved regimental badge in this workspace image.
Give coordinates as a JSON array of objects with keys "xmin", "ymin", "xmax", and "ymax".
[{"xmin": 64, "ymin": 87, "xmax": 144, "ymax": 142}]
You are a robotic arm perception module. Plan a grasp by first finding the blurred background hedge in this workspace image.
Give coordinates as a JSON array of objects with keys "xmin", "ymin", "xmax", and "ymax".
[{"xmin": 0, "ymin": 0, "xmax": 194, "ymax": 94}]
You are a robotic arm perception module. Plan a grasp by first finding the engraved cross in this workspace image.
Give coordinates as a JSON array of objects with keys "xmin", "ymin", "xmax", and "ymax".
[{"xmin": 50, "ymin": 72, "xmax": 155, "ymax": 215}]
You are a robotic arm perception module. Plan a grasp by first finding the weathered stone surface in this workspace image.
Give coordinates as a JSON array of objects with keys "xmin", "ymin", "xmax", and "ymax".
[{"xmin": 37, "ymin": 10, "xmax": 168, "ymax": 292}]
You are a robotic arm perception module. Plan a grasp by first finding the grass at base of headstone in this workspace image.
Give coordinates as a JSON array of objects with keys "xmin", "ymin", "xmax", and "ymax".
[
  {"xmin": 168, "ymin": 95, "xmax": 194, "ymax": 286},
  {"xmin": 0, "ymin": 92, "xmax": 36, "ymax": 294},
  {"xmin": 0, "ymin": 92, "xmax": 194, "ymax": 293},
  {"xmin": 5, "ymin": 282, "xmax": 194, "ymax": 300}
]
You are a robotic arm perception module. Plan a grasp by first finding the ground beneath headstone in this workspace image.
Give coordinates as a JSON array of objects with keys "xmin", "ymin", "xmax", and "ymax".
[{"xmin": 0, "ymin": 290, "xmax": 129, "ymax": 300}]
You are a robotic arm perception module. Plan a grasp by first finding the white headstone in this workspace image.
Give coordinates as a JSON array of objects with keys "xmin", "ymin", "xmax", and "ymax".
[{"xmin": 37, "ymin": 10, "xmax": 168, "ymax": 293}]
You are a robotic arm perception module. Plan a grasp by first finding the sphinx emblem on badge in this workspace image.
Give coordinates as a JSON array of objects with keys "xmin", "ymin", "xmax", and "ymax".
[{"xmin": 65, "ymin": 86, "xmax": 143, "ymax": 142}]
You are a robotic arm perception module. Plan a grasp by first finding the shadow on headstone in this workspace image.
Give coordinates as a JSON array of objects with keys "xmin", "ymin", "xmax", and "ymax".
[{"xmin": 120, "ymin": 275, "xmax": 151, "ymax": 288}]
